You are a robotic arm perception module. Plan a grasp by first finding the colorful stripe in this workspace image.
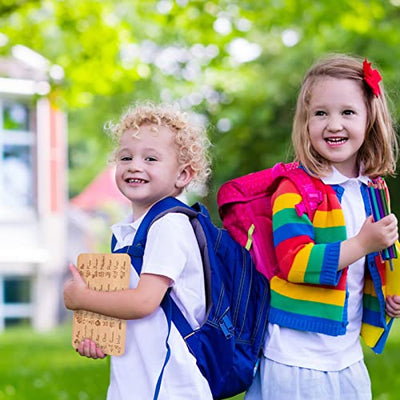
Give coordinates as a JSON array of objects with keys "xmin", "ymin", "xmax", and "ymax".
[
  {"xmin": 268, "ymin": 174, "xmax": 391, "ymax": 350},
  {"xmin": 304, "ymin": 244, "xmax": 326, "ymax": 283},
  {"xmin": 315, "ymin": 226, "xmax": 346, "ymax": 243},
  {"xmin": 269, "ymin": 294, "xmax": 344, "ymax": 321},
  {"xmin": 313, "ymin": 209, "xmax": 345, "ymax": 228},
  {"xmin": 272, "ymin": 192, "xmax": 302, "ymax": 213},
  {"xmin": 270, "ymin": 276, "xmax": 346, "ymax": 306},
  {"xmin": 288, "ymin": 243, "xmax": 313, "ymax": 282}
]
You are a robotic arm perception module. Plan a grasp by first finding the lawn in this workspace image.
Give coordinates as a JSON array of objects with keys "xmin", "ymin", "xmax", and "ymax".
[
  {"xmin": 1, "ymin": 321, "xmax": 400, "ymax": 399},
  {"xmin": 0, "ymin": 324, "xmax": 109, "ymax": 400}
]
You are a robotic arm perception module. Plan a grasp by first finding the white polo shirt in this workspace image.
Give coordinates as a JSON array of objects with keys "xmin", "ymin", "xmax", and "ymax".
[{"xmin": 107, "ymin": 212, "xmax": 212, "ymax": 400}]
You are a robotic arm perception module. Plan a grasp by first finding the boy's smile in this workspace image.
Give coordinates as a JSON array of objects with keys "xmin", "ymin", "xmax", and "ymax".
[{"xmin": 115, "ymin": 123, "xmax": 192, "ymax": 219}]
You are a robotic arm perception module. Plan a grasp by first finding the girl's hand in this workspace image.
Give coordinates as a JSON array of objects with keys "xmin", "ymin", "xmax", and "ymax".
[
  {"xmin": 357, "ymin": 214, "xmax": 398, "ymax": 255},
  {"xmin": 339, "ymin": 214, "xmax": 398, "ymax": 270},
  {"xmin": 386, "ymin": 295, "xmax": 400, "ymax": 318},
  {"xmin": 77, "ymin": 338, "xmax": 107, "ymax": 359},
  {"xmin": 63, "ymin": 263, "xmax": 89, "ymax": 310}
]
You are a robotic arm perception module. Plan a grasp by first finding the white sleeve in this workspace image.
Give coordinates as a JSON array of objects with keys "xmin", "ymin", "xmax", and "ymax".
[{"xmin": 141, "ymin": 213, "xmax": 194, "ymax": 284}]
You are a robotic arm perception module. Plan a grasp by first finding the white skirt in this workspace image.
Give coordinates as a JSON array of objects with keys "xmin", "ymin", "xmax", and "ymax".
[{"xmin": 244, "ymin": 357, "xmax": 371, "ymax": 400}]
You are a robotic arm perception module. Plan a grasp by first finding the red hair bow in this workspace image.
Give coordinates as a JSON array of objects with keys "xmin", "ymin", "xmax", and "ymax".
[{"xmin": 363, "ymin": 58, "xmax": 382, "ymax": 97}]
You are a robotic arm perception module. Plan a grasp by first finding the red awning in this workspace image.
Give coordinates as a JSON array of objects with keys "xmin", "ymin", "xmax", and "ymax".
[{"xmin": 70, "ymin": 166, "xmax": 129, "ymax": 211}]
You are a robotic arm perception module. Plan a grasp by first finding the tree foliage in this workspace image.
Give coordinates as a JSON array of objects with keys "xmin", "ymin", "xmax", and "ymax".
[{"xmin": 1, "ymin": 0, "xmax": 400, "ymax": 215}]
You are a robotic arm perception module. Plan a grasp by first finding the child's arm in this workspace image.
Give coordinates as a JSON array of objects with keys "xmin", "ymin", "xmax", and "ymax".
[
  {"xmin": 272, "ymin": 179, "xmax": 398, "ymax": 284},
  {"xmin": 64, "ymin": 263, "xmax": 171, "ymax": 320},
  {"xmin": 338, "ymin": 214, "xmax": 398, "ymax": 270}
]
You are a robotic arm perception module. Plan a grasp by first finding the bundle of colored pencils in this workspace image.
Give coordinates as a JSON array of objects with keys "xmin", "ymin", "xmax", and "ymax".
[{"xmin": 367, "ymin": 178, "xmax": 398, "ymax": 270}]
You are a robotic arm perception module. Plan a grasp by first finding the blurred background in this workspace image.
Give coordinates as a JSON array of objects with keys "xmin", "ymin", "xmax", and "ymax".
[{"xmin": 1, "ymin": 1, "xmax": 400, "ymax": 399}]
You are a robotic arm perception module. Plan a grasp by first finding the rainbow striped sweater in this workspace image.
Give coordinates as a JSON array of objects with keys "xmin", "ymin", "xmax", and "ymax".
[{"xmin": 269, "ymin": 175, "xmax": 392, "ymax": 353}]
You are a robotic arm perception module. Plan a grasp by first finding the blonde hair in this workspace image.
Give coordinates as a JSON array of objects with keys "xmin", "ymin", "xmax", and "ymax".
[
  {"xmin": 292, "ymin": 54, "xmax": 398, "ymax": 178},
  {"xmin": 105, "ymin": 101, "xmax": 212, "ymax": 192}
]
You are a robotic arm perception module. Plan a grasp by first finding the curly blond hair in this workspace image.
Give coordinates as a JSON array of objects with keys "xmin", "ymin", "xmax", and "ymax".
[
  {"xmin": 105, "ymin": 101, "xmax": 212, "ymax": 192},
  {"xmin": 292, "ymin": 54, "xmax": 398, "ymax": 178}
]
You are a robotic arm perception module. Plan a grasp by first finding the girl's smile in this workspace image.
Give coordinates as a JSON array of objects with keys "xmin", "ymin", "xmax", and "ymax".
[{"xmin": 324, "ymin": 137, "xmax": 348, "ymax": 145}]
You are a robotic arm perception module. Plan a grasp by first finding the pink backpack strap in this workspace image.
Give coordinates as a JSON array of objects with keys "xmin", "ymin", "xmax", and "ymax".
[
  {"xmin": 270, "ymin": 162, "xmax": 322, "ymax": 221},
  {"xmin": 287, "ymin": 170, "xmax": 322, "ymax": 220}
]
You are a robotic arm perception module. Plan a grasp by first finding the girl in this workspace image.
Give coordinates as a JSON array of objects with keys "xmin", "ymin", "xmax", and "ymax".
[
  {"xmin": 245, "ymin": 55, "xmax": 400, "ymax": 400},
  {"xmin": 64, "ymin": 102, "xmax": 213, "ymax": 400}
]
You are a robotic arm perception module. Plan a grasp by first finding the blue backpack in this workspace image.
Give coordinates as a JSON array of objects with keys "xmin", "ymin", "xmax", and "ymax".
[{"xmin": 112, "ymin": 196, "xmax": 269, "ymax": 400}]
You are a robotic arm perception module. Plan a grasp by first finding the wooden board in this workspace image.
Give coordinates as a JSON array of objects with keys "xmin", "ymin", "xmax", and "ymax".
[{"xmin": 72, "ymin": 253, "xmax": 131, "ymax": 356}]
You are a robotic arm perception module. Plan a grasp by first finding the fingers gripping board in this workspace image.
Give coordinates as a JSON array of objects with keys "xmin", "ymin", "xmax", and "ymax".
[{"xmin": 72, "ymin": 253, "xmax": 131, "ymax": 356}]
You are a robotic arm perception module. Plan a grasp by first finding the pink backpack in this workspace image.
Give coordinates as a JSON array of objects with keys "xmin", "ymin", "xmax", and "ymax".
[{"xmin": 217, "ymin": 162, "xmax": 323, "ymax": 280}]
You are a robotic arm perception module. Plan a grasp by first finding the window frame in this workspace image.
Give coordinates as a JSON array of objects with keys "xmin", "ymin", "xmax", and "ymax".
[
  {"xmin": 0, "ymin": 275, "xmax": 33, "ymax": 330},
  {"xmin": 0, "ymin": 97, "xmax": 37, "ymax": 221}
]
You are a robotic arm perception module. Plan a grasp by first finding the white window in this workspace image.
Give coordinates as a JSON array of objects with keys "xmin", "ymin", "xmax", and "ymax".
[
  {"xmin": 0, "ymin": 276, "xmax": 33, "ymax": 330},
  {"xmin": 0, "ymin": 99, "xmax": 36, "ymax": 218}
]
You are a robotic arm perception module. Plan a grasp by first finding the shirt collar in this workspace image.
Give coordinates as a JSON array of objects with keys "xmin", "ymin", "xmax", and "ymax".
[
  {"xmin": 111, "ymin": 194, "xmax": 189, "ymax": 248},
  {"xmin": 321, "ymin": 166, "xmax": 370, "ymax": 186},
  {"xmin": 111, "ymin": 213, "xmax": 145, "ymax": 248}
]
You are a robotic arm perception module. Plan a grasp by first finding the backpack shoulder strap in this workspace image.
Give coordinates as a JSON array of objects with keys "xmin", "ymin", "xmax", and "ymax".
[
  {"xmin": 129, "ymin": 197, "xmax": 195, "ymax": 274},
  {"xmin": 274, "ymin": 164, "xmax": 323, "ymax": 220},
  {"xmin": 129, "ymin": 197, "xmax": 196, "ymax": 336}
]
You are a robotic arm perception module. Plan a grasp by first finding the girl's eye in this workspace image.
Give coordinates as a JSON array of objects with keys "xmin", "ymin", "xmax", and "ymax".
[
  {"xmin": 343, "ymin": 109, "xmax": 354, "ymax": 115},
  {"xmin": 120, "ymin": 156, "xmax": 132, "ymax": 162},
  {"xmin": 145, "ymin": 156, "xmax": 157, "ymax": 162},
  {"xmin": 314, "ymin": 110, "xmax": 326, "ymax": 116}
]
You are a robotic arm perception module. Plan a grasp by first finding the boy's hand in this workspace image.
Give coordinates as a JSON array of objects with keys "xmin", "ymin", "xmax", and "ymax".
[
  {"xmin": 386, "ymin": 295, "xmax": 400, "ymax": 318},
  {"xmin": 77, "ymin": 338, "xmax": 107, "ymax": 359},
  {"xmin": 64, "ymin": 263, "xmax": 89, "ymax": 310}
]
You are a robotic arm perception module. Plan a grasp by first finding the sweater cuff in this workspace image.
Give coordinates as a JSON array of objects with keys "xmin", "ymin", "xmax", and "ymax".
[{"xmin": 320, "ymin": 241, "xmax": 341, "ymax": 285}]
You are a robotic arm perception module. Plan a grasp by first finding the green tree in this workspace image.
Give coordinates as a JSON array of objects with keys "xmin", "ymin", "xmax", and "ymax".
[{"xmin": 0, "ymin": 0, "xmax": 399, "ymax": 215}]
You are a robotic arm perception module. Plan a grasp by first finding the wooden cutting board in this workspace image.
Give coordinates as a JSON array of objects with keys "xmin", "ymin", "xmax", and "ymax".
[{"xmin": 72, "ymin": 253, "xmax": 131, "ymax": 356}]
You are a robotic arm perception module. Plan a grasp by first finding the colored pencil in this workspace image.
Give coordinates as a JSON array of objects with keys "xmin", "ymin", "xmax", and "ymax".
[{"xmin": 367, "ymin": 179, "xmax": 397, "ymax": 270}]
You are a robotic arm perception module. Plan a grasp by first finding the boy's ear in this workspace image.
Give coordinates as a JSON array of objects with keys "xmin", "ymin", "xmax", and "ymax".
[{"xmin": 175, "ymin": 164, "xmax": 194, "ymax": 189}]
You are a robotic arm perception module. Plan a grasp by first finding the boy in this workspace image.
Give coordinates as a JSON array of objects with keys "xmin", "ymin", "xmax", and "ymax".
[{"xmin": 64, "ymin": 102, "xmax": 213, "ymax": 400}]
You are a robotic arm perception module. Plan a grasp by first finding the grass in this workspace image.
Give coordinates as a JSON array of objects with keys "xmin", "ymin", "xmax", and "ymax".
[
  {"xmin": 2, "ymin": 322, "xmax": 400, "ymax": 400},
  {"xmin": 0, "ymin": 324, "xmax": 109, "ymax": 400}
]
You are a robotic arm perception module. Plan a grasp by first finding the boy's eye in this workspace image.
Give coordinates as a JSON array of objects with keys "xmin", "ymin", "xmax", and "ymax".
[
  {"xmin": 120, "ymin": 156, "xmax": 132, "ymax": 162},
  {"xmin": 145, "ymin": 156, "xmax": 157, "ymax": 162}
]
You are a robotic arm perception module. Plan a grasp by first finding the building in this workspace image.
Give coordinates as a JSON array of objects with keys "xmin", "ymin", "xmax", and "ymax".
[
  {"xmin": 0, "ymin": 45, "xmax": 67, "ymax": 331},
  {"xmin": 68, "ymin": 165, "xmax": 130, "ymax": 265}
]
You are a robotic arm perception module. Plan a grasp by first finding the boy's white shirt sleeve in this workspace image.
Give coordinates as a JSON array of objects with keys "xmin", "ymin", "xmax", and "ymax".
[
  {"xmin": 140, "ymin": 212, "xmax": 206, "ymax": 328},
  {"xmin": 141, "ymin": 212, "xmax": 195, "ymax": 284}
]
